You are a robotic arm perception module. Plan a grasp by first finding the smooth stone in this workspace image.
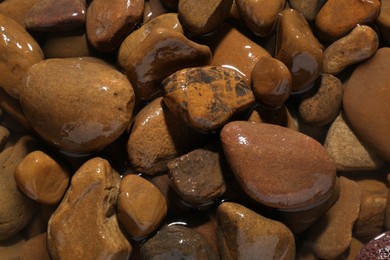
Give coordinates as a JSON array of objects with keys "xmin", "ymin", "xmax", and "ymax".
[
  {"xmin": 323, "ymin": 25, "xmax": 379, "ymax": 75},
  {"xmin": 324, "ymin": 113, "xmax": 384, "ymax": 171},
  {"xmin": 124, "ymin": 28, "xmax": 211, "ymax": 101},
  {"xmin": 0, "ymin": 136, "xmax": 37, "ymax": 241},
  {"xmin": 235, "ymin": 0, "xmax": 285, "ymax": 37},
  {"xmin": 251, "ymin": 56, "xmax": 291, "ymax": 109},
  {"xmin": 14, "ymin": 150, "xmax": 70, "ymax": 205},
  {"xmin": 0, "ymin": 0, "xmax": 38, "ymax": 28},
  {"xmin": 188, "ymin": 214, "xmax": 219, "ymax": 255},
  {"xmin": 47, "ymin": 158, "xmax": 131, "ymax": 259},
  {"xmin": 178, "ymin": 0, "xmax": 233, "ymax": 35},
  {"xmin": 248, "ymin": 105, "xmax": 298, "ymax": 131},
  {"xmin": 163, "ymin": 66, "xmax": 255, "ymax": 132},
  {"xmin": 86, "ymin": 0, "xmax": 144, "ymax": 52},
  {"xmin": 143, "ymin": 0, "xmax": 167, "ymax": 23},
  {"xmin": 276, "ymin": 9, "xmax": 323, "ymax": 93},
  {"xmin": 216, "ymin": 202, "xmax": 295, "ymax": 260},
  {"xmin": 345, "ymin": 238, "xmax": 364, "ymax": 260},
  {"xmin": 377, "ymin": 0, "xmax": 390, "ymax": 44},
  {"xmin": 140, "ymin": 224, "xmax": 218, "ymax": 259},
  {"xmin": 343, "ymin": 48, "xmax": 390, "ymax": 161},
  {"xmin": 0, "ymin": 13, "xmax": 43, "ymax": 99},
  {"xmin": 20, "ymin": 233, "xmax": 50, "ymax": 260},
  {"xmin": 299, "ymin": 74, "xmax": 343, "ymax": 126},
  {"xmin": 0, "ymin": 125, "xmax": 9, "ymax": 151},
  {"xmin": 20, "ymin": 57, "xmax": 135, "ymax": 154},
  {"xmin": 357, "ymin": 232, "xmax": 390, "ymax": 259},
  {"xmin": 127, "ymin": 97, "xmax": 207, "ymax": 175},
  {"xmin": 42, "ymin": 30, "xmax": 92, "ymax": 58},
  {"xmin": 25, "ymin": 0, "xmax": 86, "ymax": 31},
  {"xmin": 0, "ymin": 235, "xmax": 26, "ymax": 259},
  {"xmin": 307, "ymin": 177, "xmax": 361, "ymax": 259},
  {"xmin": 167, "ymin": 143, "xmax": 227, "ymax": 207},
  {"xmin": 160, "ymin": 0, "xmax": 179, "ymax": 10},
  {"xmin": 220, "ymin": 121, "xmax": 336, "ymax": 210},
  {"xmin": 117, "ymin": 174, "xmax": 167, "ymax": 238},
  {"xmin": 315, "ymin": 0, "xmax": 381, "ymax": 41},
  {"xmin": 288, "ymin": 0, "xmax": 326, "ymax": 21}
]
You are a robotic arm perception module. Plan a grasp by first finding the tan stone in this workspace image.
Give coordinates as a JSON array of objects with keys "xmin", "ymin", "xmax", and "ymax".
[
  {"xmin": 0, "ymin": 0, "xmax": 38, "ymax": 28},
  {"xmin": 345, "ymin": 238, "xmax": 364, "ymax": 260},
  {"xmin": 42, "ymin": 30, "xmax": 92, "ymax": 58},
  {"xmin": 20, "ymin": 233, "xmax": 50, "ymax": 260}
]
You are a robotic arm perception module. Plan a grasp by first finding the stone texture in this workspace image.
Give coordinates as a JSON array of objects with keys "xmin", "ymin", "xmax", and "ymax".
[
  {"xmin": 20, "ymin": 57, "xmax": 135, "ymax": 154},
  {"xmin": 86, "ymin": 0, "xmax": 144, "ymax": 52},
  {"xmin": 42, "ymin": 30, "xmax": 92, "ymax": 58},
  {"xmin": 47, "ymin": 158, "xmax": 131, "ymax": 259},
  {"xmin": 14, "ymin": 150, "xmax": 70, "ymax": 205},
  {"xmin": 276, "ymin": 9, "xmax": 323, "ymax": 93},
  {"xmin": 0, "ymin": 235, "xmax": 26, "ymax": 259},
  {"xmin": 178, "ymin": 0, "xmax": 233, "ymax": 35},
  {"xmin": 117, "ymin": 174, "xmax": 167, "ymax": 238},
  {"xmin": 0, "ymin": 125, "xmax": 9, "ymax": 151},
  {"xmin": 140, "ymin": 225, "xmax": 218, "ymax": 259},
  {"xmin": 20, "ymin": 232, "xmax": 50, "ymax": 260},
  {"xmin": 299, "ymin": 74, "xmax": 343, "ymax": 126},
  {"xmin": 163, "ymin": 66, "xmax": 255, "ymax": 132},
  {"xmin": 235, "ymin": 0, "xmax": 285, "ymax": 37},
  {"xmin": 248, "ymin": 105, "xmax": 297, "ymax": 131},
  {"xmin": 324, "ymin": 113, "xmax": 384, "ymax": 171},
  {"xmin": 0, "ymin": 136, "xmax": 37, "ymax": 241},
  {"xmin": 160, "ymin": 0, "xmax": 179, "ymax": 10},
  {"xmin": 307, "ymin": 177, "xmax": 361, "ymax": 259},
  {"xmin": 323, "ymin": 25, "xmax": 379, "ymax": 75},
  {"xmin": 357, "ymin": 231, "xmax": 390, "ymax": 259},
  {"xmin": 167, "ymin": 143, "xmax": 227, "ymax": 207},
  {"xmin": 0, "ymin": 0, "xmax": 38, "ymax": 28},
  {"xmin": 25, "ymin": 0, "xmax": 86, "ymax": 31},
  {"xmin": 0, "ymin": 13, "xmax": 44, "ymax": 99},
  {"xmin": 288, "ymin": 0, "xmax": 326, "ymax": 21},
  {"xmin": 127, "ymin": 97, "xmax": 207, "ymax": 175},
  {"xmin": 216, "ymin": 202, "xmax": 295, "ymax": 260},
  {"xmin": 343, "ymin": 48, "xmax": 390, "ymax": 161},
  {"xmin": 220, "ymin": 121, "xmax": 337, "ymax": 210},
  {"xmin": 315, "ymin": 0, "xmax": 381, "ymax": 41},
  {"xmin": 143, "ymin": 0, "xmax": 168, "ymax": 23},
  {"xmin": 377, "ymin": 0, "xmax": 390, "ymax": 44},
  {"xmin": 251, "ymin": 56, "xmax": 292, "ymax": 109},
  {"xmin": 345, "ymin": 238, "xmax": 364, "ymax": 260}
]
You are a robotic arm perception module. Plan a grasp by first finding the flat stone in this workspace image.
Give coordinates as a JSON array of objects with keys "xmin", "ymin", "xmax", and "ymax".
[
  {"xmin": 248, "ymin": 105, "xmax": 297, "ymax": 131},
  {"xmin": 0, "ymin": 0, "xmax": 38, "ymax": 28},
  {"xmin": 324, "ymin": 113, "xmax": 384, "ymax": 171},
  {"xmin": 86, "ymin": 0, "xmax": 144, "ymax": 52},
  {"xmin": 20, "ymin": 57, "xmax": 135, "ymax": 154},
  {"xmin": 276, "ymin": 9, "xmax": 323, "ymax": 93},
  {"xmin": 163, "ymin": 66, "xmax": 255, "ymax": 132},
  {"xmin": 288, "ymin": 0, "xmax": 326, "ymax": 21},
  {"xmin": 343, "ymin": 48, "xmax": 390, "ymax": 161},
  {"xmin": 377, "ymin": 0, "xmax": 390, "ymax": 44},
  {"xmin": 220, "ymin": 121, "xmax": 336, "ymax": 210},
  {"xmin": 323, "ymin": 25, "xmax": 379, "ymax": 75},
  {"xmin": 20, "ymin": 233, "xmax": 50, "ymax": 260},
  {"xmin": 47, "ymin": 158, "xmax": 131, "ymax": 259},
  {"xmin": 216, "ymin": 202, "xmax": 295, "ymax": 259},
  {"xmin": 117, "ymin": 174, "xmax": 167, "ymax": 238}
]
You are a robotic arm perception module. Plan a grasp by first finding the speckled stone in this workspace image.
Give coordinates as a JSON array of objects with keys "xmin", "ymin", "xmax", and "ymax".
[{"xmin": 357, "ymin": 232, "xmax": 390, "ymax": 259}]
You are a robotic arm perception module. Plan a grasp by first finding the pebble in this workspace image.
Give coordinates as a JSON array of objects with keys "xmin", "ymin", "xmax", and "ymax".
[
  {"xmin": 377, "ymin": 0, "xmax": 390, "ymax": 44},
  {"xmin": 25, "ymin": 0, "xmax": 86, "ymax": 31},
  {"xmin": 143, "ymin": 0, "xmax": 167, "ymax": 23},
  {"xmin": 315, "ymin": 0, "xmax": 381, "ymax": 41},
  {"xmin": 248, "ymin": 105, "xmax": 298, "ymax": 131},
  {"xmin": 178, "ymin": 0, "xmax": 233, "ymax": 35},
  {"xmin": 140, "ymin": 224, "xmax": 218, "ymax": 259},
  {"xmin": 0, "ymin": 125, "xmax": 9, "ymax": 151},
  {"xmin": 42, "ymin": 30, "xmax": 92, "ymax": 58},
  {"xmin": 216, "ymin": 202, "xmax": 295, "ymax": 260},
  {"xmin": 235, "ymin": 0, "xmax": 285, "ymax": 37},
  {"xmin": 307, "ymin": 177, "xmax": 361, "ymax": 259},
  {"xmin": 0, "ymin": 235, "xmax": 26, "ymax": 259},
  {"xmin": 167, "ymin": 143, "xmax": 227, "ymax": 207},
  {"xmin": 288, "ymin": 0, "xmax": 326, "ymax": 21},
  {"xmin": 323, "ymin": 25, "xmax": 379, "ymax": 75},
  {"xmin": 86, "ymin": 0, "xmax": 144, "ymax": 52},
  {"xmin": 20, "ymin": 57, "xmax": 135, "ymax": 154},
  {"xmin": 163, "ymin": 66, "xmax": 255, "ymax": 132},
  {"xmin": 0, "ymin": 13, "xmax": 44, "ymax": 99},
  {"xmin": 251, "ymin": 56, "xmax": 292, "ymax": 109},
  {"xmin": 14, "ymin": 150, "xmax": 70, "ymax": 205},
  {"xmin": 0, "ymin": 136, "xmax": 37, "ymax": 241},
  {"xmin": 220, "ymin": 121, "xmax": 336, "ymax": 210},
  {"xmin": 324, "ymin": 113, "xmax": 384, "ymax": 171},
  {"xmin": 357, "ymin": 231, "xmax": 390, "ymax": 259},
  {"xmin": 47, "ymin": 158, "xmax": 131, "ymax": 259},
  {"xmin": 299, "ymin": 74, "xmax": 343, "ymax": 126},
  {"xmin": 160, "ymin": 0, "xmax": 179, "ymax": 11},
  {"xmin": 346, "ymin": 238, "xmax": 364, "ymax": 260},
  {"xmin": 276, "ymin": 9, "xmax": 323, "ymax": 93},
  {"xmin": 117, "ymin": 174, "xmax": 167, "ymax": 238},
  {"xmin": 0, "ymin": 0, "xmax": 38, "ymax": 28},
  {"xmin": 386, "ymin": 173, "xmax": 390, "ymax": 230},
  {"xmin": 20, "ymin": 233, "xmax": 50, "ymax": 260},
  {"xmin": 127, "ymin": 97, "xmax": 207, "ymax": 175},
  {"xmin": 343, "ymin": 48, "xmax": 390, "ymax": 161}
]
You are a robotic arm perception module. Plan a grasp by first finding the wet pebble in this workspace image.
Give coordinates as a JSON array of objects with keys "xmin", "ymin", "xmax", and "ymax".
[
  {"xmin": 42, "ymin": 30, "xmax": 92, "ymax": 58},
  {"xmin": 288, "ymin": 0, "xmax": 326, "ymax": 21},
  {"xmin": 0, "ymin": 125, "xmax": 9, "ymax": 151},
  {"xmin": 248, "ymin": 105, "xmax": 297, "ymax": 131},
  {"xmin": 357, "ymin": 231, "xmax": 390, "ymax": 259}
]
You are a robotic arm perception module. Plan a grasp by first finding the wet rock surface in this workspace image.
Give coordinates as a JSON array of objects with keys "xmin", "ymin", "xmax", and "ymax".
[
  {"xmin": 0, "ymin": 0, "xmax": 38, "ymax": 28},
  {"xmin": 288, "ymin": 0, "xmax": 326, "ymax": 21}
]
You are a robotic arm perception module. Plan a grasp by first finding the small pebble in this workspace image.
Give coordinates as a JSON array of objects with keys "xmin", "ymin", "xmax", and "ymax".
[
  {"xmin": 357, "ymin": 231, "xmax": 390, "ymax": 259},
  {"xmin": 288, "ymin": 0, "xmax": 326, "ymax": 21}
]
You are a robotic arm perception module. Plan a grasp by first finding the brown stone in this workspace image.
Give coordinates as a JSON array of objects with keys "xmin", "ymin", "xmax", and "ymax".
[
  {"xmin": 178, "ymin": 0, "xmax": 233, "ymax": 35},
  {"xmin": 0, "ymin": 235, "xmax": 26, "ymax": 259},
  {"xmin": 47, "ymin": 158, "xmax": 131, "ymax": 259},
  {"xmin": 86, "ymin": 0, "xmax": 144, "ymax": 52},
  {"xmin": 345, "ymin": 238, "xmax": 364, "ymax": 260},
  {"xmin": 323, "ymin": 25, "xmax": 379, "ymax": 75},
  {"xmin": 276, "ymin": 9, "xmax": 323, "ymax": 93},
  {"xmin": 343, "ymin": 48, "xmax": 390, "ymax": 161},
  {"xmin": 0, "ymin": 14, "xmax": 44, "ymax": 99},
  {"xmin": 386, "ymin": 173, "xmax": 390, "ymax": 230},
  {"xmin": 20, "ymin": 57, "xmax": 135, "ymax": 154},
  {"xmin": 14, "ymin": 150, "xmax": 70, "ymax": 205},
  {"xmin": 163, "ymin": 66, "xmax": 255, "ymax": 132},
  {"xmin": 248, "ymin": 105, "xmax": 297, "ymax": 131},
  {"xmin": 216, "ymin": 202, "xmax": 295, "ymax": 259},
  {"xmin": 235, "ymin": 0, "xmax": 285, "ymax": 36},
  {"xmin": 160, "ymin": 0, "xmax": 179, "ymax": 10},
  {"xmin": 315, "ymin": 0, "xmax": 381, "ymax": 41},
  {"xmin": 288, "ymin": 0, "xmax": 326, "ymax": 21},
  {"xmin": 299, "ymin": 74, "xmax": 343, "ymax": 126},
  {"xmin": 42, "ymin": 30, "xmax": 92, "ymax": 58},
  {"xmin": 221, "ymin": 121, "xmax": 336, "ymax": 210},
  {"xmin": 377, "ymin": 0, "xmax": 390, "ymax": 44},
  {"xmin": 0, "ymin": 0, "xmax": 38, "ymax": 28},
  {"xmin": 117, "ymin": 174, "xmax": 167, "ymax": 238},
  {"xmin": 0, "ymin": 125, "xmax": 9, "ymax": 151},
  {"xmin": 357, "ymin": 231, "xmax": 390, "ymax": 259},
  {"xmin": 143, "ymin": 0, "xmax": 168, "ymax": 24},
  {"xmin": 20, "ymin": 233, "xmax": 50, "ymax": 260}
]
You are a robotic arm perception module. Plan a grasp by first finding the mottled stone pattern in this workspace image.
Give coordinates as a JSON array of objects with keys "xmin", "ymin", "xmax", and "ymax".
[{"xmin": 357, "ymin": 231, "xmax": 390, "ymax": 259}]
